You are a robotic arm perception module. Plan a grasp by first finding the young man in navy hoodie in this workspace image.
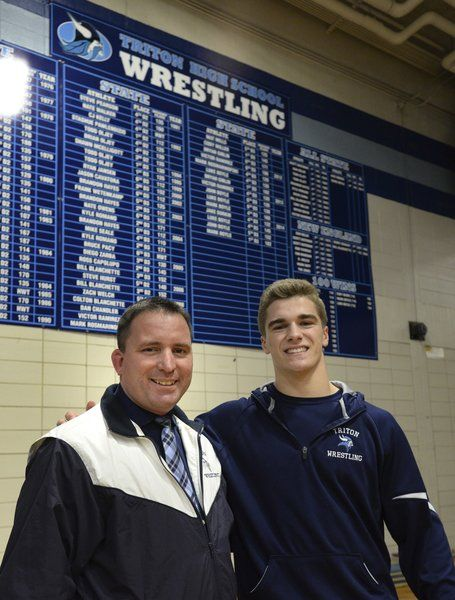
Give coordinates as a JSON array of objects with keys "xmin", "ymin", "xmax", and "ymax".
[{"xmin": 199, "ymin": 278, "xmax": 455, "ymax": 599}]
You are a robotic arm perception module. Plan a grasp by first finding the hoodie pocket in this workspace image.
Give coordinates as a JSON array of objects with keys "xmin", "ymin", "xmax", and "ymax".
[{"xmin": 249, "ymin": 554, "xmax": 391, "ymax": 598}]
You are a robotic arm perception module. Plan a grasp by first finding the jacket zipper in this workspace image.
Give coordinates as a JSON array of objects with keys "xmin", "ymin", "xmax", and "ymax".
[
  {"xmin": 111, "ymin": 411, "xmax": 218, "ymax": 558},
  {"xmin": 252, "ymin": 391, "xmax": 366, "ymax": 460},
  {"xmin": 156, "ymin": 427, "xmax": 216, "ymax": 555},
  {"xmin": 197, "ymin": 425, "xmax": 218, "ymax": 553},
  {"xmin": 305, "ymin": 407, "xmax": 366, "ymax": 454},
  {"xmin": 156, "ymin": 428, "xmax": 220, "ymax": 593},
  {"xmin": 197, "ymin": 424, "xmax": 206, "ymax": 517},
  {"xmin": 154, "ymin": 431, "xmax": 206, "ymax": 524},
  {"xmin": 197, "ymin": 425, "xmax": 222, "ymax": 597}
]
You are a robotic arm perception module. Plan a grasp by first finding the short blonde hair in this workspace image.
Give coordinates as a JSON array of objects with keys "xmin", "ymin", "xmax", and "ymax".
[{"xmin": 257, "ymin": 278, "xmax": 328, "ymax": 336}]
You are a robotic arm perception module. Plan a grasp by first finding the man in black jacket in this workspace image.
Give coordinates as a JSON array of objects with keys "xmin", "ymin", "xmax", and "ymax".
[{"xmin": 0, "ymin": 297, "xmax": 236, "ymax": 599}]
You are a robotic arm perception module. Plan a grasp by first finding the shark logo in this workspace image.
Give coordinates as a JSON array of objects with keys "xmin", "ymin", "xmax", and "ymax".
[
  {"xmin": 57, "ymin": 12, "xmax": 112, "ymax": 62},
  {"xmin": 337, "ymin": 434, "xmax": 353, "ymax": 452}
]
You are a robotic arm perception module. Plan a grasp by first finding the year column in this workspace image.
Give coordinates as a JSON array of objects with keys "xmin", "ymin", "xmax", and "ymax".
[
  {"xmin": 35, "ymin": 69, "xmax": 57, "ymax": 325},
  {"xmin": 150, "ymin": 104, "xmax": 186, "ymax": 304}
]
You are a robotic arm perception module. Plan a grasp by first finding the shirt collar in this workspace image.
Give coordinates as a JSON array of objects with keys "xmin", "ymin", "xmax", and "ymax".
[
  {"xmin": 115, "ymin": 384, "xmax": 172, "ymax": 428},
  {"xmin": 269, "ymin": 382, "xmax": 342, "ymax": 405},
  {"xmin": 100, "ymin": 383, "xmax": 203, "ymax": 437}
]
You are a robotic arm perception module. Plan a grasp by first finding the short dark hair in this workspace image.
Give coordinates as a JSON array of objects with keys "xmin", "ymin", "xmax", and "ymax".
[
  {"xmin": 258, "ymin": 278, "xmax": 328, "ymax": 336},
  {"xmin": 117, "ymin": 297, "xmax": 192, "ymax": 351}
]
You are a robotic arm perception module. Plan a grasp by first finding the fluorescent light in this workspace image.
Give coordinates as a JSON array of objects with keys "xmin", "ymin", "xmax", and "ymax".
[{"xmin": 0, "ymin": 56, "xmax": 30, "ymax": 116}]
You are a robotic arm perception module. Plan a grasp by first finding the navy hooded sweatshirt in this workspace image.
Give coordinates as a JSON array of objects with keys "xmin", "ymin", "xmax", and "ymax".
[{"xmin": 198, "ymin": 381, "xmax": 455, "ymax": 599}]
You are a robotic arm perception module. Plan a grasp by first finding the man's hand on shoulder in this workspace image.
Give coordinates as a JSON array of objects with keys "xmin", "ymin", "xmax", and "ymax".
[{"xmin": 56, "ymin": 400, "xmax": 96, "ymax": 425}]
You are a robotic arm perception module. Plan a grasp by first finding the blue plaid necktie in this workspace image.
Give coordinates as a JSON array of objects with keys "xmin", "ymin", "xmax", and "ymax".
[{"xmin": 159, "ymin": 417, "xmax": 201, "ymax": 513}]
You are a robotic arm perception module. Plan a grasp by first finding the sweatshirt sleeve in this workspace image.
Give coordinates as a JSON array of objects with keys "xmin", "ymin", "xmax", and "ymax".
[
  {"xmin": 197, "ymin": 409, "xmax": 226, "ymax": 454},
  {"xmin": 378, "ymin": 414, "xmax": 455, "ymax": 599},
  {"xmin": 0, "ymin": 438, "xmax": 105, "ymax": 599},
  {"xmin": 197, "ymin": 398, "xmax": 248, "ymax": 457}
]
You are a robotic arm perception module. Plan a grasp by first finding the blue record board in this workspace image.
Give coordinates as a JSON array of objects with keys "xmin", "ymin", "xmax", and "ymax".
[
  {"xmin": 287, "ymin": 142, "xmax": 375, "ymax": 356},
  {"xmin": 189, "ymin": 110, "xmax": 289, "ymax": 345},
  {"xmin": 61, "ymin": 66, "xmax": 187, "ymax": 331},
  {"xmin": 0, "ymin": 43, "xmax": 58, "ymax": 327},
  {"xmin": 0, "ymin": 2, "xmax": 378, "ymax": 358}
]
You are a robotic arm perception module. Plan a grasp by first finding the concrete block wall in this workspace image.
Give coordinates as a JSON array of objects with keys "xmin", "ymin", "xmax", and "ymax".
[{"xmin": 1, "ymin": 193, "xmax": 455, "ymax": 560}]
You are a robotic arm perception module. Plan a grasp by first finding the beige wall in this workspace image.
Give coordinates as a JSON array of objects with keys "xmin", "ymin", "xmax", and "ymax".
[
  {"xmin": 1, "ymin": 196, "xmax": 454, "ymax": 559},
  {"xmin": 0, "ymin": 0, "xmax": 454, "ymax": 561}
]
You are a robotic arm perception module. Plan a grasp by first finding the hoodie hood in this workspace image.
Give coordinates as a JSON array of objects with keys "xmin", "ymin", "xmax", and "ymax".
[{"xmin": 250, "ymin": 380, "xmax": 366, "ymax": 426}]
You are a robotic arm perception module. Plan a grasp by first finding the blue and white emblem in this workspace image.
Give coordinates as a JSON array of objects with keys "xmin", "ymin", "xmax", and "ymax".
[
  {"xmin": 337, "ymin": 434, "xmax": 353, "ymax": 452},
  {"xmin": 57, "ymin": 12, "xmax": 112, "ymax": 62},
  {"xmin": 327, "ymin": 428, "xmax": 362, "ymax": 461}
]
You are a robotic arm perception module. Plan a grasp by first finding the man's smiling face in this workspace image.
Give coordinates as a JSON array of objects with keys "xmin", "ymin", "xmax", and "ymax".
[
  {"xmin": 111, "ymin": 310, "xmax": 193, "ymax": 415},
  {"xmin": 261, "ymin": 296, "xmax": 329, "ymax": 385}
]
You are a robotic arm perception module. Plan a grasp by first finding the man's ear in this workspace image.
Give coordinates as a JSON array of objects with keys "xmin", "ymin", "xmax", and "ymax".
[
  {"xmin": 322, "ymin": 326, "xmax": 329, "ymax": 349},
  {"xmin": 111, "ymin": 348, "xmax": 124, "ymax": 376},
  {"xmin": 261, "ymin": 336, "xmax": 270, "ymax": 354}
]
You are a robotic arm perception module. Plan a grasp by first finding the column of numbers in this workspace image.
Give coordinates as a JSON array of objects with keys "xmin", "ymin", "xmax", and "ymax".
[
  {"xmin": 0, "ymin": 117, "xmax": 13, "ymax": 319},
  {"xmin": 244, "ymin": 140, "xmax": 260, "ymax": 245},
  {"xmin": 13, "ymin": 74, "xmax": 34, "ymax": 323},
  {"xmin": 35, "ymin": 69, "xmax": 57, "ymax": 324},
  {"xmin": 168, "ymin": 114, "xmax": 186, "ymax": 300},
  {"xmin": 152, "ymin": 110, "xmax": 168, "ymax": 297},
  {"xmin": 134, "ymin": 103, "xmax": 153, "ymax": 299}
]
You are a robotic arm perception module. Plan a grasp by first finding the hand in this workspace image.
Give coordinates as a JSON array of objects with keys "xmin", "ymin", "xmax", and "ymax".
[{"xmin": 56, "ymin": 400, "xmax": 96, "ymax": 426}]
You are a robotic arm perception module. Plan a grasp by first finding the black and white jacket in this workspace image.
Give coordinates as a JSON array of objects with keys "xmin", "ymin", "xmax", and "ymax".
[{"xmin": 0, "ymin": 385, "xmax": 236, "ymax": 599}]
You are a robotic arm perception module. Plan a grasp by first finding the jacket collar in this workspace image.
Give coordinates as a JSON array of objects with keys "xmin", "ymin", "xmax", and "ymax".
[{"xmin": 100, "ymin": 384, "xmax": 202, "ymax": 437}]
